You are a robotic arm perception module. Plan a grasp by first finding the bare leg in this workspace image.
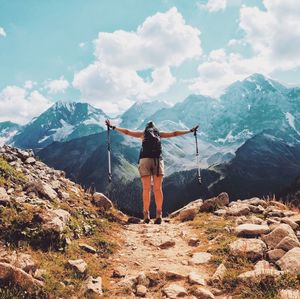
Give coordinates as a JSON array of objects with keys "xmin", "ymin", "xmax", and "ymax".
[
  {"xmin": 141, "ymin": 176, "xmax": 151, "ymax": 220},
  {"xmin": 153, "ymin": 175, "xmax": 163, "ymax": 219}
]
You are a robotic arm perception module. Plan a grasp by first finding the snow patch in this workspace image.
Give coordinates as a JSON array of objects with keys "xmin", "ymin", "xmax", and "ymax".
[
  {"xmin": 52, "ymin": 120, "xmax": 74, "ymax": 141},
  {"xmin": 285, "ymin": 112, "xmax": 300, "ymax": 135}
]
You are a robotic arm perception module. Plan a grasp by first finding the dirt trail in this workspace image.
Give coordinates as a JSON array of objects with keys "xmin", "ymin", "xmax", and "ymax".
[{"xmin": 106, "ymin": 219, "xmax": 216, "ymax": 298}]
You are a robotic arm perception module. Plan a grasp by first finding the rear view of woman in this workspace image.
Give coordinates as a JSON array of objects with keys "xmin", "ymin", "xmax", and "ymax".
[{"xmin": 105, "ymin": 120, "xmax": 198, "ymax": 224}]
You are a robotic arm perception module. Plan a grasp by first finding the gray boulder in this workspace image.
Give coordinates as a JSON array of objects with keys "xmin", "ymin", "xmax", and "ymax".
[
  {"xmin": 261, "ymin": 224, "xmax": 297, "ymax": 249},
  {"xmin": 200, "ymin": 192, "xmax": 229, "ymax": 212},
  {"xmin": 277, "ymin": 247, "xmax": 300, "ymax": 274},
  {"xmin": 229, "ymin": 238, "xmax": 267, "ymax": 260},
  {"xmin": 235, "ymin": 224, "xmax": 270, "ymax": 237},
  {"xmin": 92, "ymin": 192, "xmax": 113, "ymax": 211}
]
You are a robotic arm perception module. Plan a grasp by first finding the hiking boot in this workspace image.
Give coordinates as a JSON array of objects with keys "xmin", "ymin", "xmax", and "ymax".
[
  {"xmin": 154, "ymin": 217, "xmax": 162, "ymax": 225},
  {"xmin": 143, "ymin": 211, "xmax": 150, "ymax": 224}
]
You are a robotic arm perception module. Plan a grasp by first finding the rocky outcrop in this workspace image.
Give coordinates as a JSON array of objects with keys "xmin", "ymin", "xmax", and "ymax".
[{"xmin": 200, "ymin": 192, "xmax": 229, "ymax": 212}]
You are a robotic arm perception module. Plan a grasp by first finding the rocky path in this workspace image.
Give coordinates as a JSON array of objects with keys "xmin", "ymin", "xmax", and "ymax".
[{"xmin": 106, "ymin": 219, "xmax": 217, "ymax": 298}]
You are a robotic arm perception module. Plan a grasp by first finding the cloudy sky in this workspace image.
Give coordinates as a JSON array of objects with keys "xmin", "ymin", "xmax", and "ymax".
[{"xmin": 0, "ymin": 0, "xmax": 300, "ymax": 123}]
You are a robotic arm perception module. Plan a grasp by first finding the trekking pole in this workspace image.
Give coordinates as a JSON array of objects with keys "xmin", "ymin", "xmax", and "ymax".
[
  {"xmin": 107, "ymin": 124, "xmax": 112, "ymax": 183},
  {"xmin": 194, "ymin": 128, "xmax": 202, "ymax": 184}
]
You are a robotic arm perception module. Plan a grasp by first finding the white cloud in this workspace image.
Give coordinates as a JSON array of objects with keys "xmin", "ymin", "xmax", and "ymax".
[
  {"xmin": 0, "ymin": 27, "xmax": 6, "ymax": 37},
  {"xmin": 24, "ymin": 80, "xmax": 35, "ymax": 89},
  {"xmin": 191, "ymin": 0, "xmax": 300, "ymax": 96},
  {"xmin": 73, "ymin": 7, "xmax": 201, "ymax": 114},
  {"xmin": 0, "ymin": 86, "xmax": 52, "ymax": 124},
  {"xmin": 44, "ymin": 77, "xmax": 69, "ymax": 94},
  {"xmin": 239, "ymin": 0, "xmax": 300, "ymax": 69},
  {"xmin": 198, "ymin": 0, "xmax": 227, "ymax": 12},
  {"xmin": 79, "ymin": 42, "xmax": 85, "ymax": 48}
]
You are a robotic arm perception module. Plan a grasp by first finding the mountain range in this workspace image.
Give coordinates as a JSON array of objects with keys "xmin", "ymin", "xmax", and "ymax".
[{"xmin": 1, "ymin": 73, "xmax": 300, "ymax": 214}]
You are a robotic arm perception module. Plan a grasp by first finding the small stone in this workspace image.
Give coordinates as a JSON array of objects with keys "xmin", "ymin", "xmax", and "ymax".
[
  {"xmin": 238, "ymin": 268, "xmax": 283, "ymax": 284},
  {"xmin": 137, "ymin": 272, "xmax": 150, "ymax": 287},
  {"xmin": 83, "ymin": 276, "xmax": 103, "ymax": 296},
  {"xmin": 193, "ymin": 287, "xmax": 215, "ymax": 299},
  {"xmin": 68, "ymin": 259, "xmax": 87, "ymax": 273},
  {"xmin": 235, "ymin": 224, "xmax": 270, "ymax": 237},
  {"xmin": 0, "ymin": 187, "xmax": 10, "ymax": 206},
  {"xmin": 249, "ymin": 205, "xmax": 265, "ymax": 214},
  {"xmin": 267, "ymin": 249, "xmax": 286, "ymax": 262},
  {"xmin": 214, "ymin": 209, "xmax": 227, "ymax": 216},
  {"xmin": 79, "ymin": 243, "xmax": 97, "ymax": 254},
  {"xmin": 188, "ymin": 237, "xmax": 200, "ymax": 247},
  {"xmin": 159, "ymin": 240, "xmax": 175, "ymax": 249},
  {"xmin": 279, "ymin": 289, "xmax": 300, "ymax": 299},
  {"xmin": 25, "ymin": 157, "xmax": 36, "ymax": 164},
  {"xmin": 210, "ymin": 263, "xmax": 227, "ymax": 284},
  {"xmin": 127, "ymin": 216, "xmax": 141, "ymax": 224},
  {"xmin": 254, "ymin": 260, "xmax": 274, "ymax": 271},
  {"xmin": 136, "ymin": 284, "xmax": 147, "ymax": 297},
  {"xmin": 164, "ymin": 271, "xmax": 186, "ymax": 280},
  {"xmin": 188, "ymin": 271, "xmax": 206, "ymax": 285},
  {"xmin": 189, "ymin": 252, "xmax": 212, "ymax": 265},
  {"xmin": 34, "ymin": 269, "xmax": 47, "ymax": 281},
  {"xmin": 179, "ymin": 207, "xmax": 197, "ymax": 222},
  {"xmin": 163, "ymin": 284, "xmax": 187, "ymax": 298}
]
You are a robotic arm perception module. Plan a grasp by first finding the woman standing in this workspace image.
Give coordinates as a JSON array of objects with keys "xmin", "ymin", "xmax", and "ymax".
[{"xmin": 105, "ymin": 120, "xmax": 198, "ymax": 224}]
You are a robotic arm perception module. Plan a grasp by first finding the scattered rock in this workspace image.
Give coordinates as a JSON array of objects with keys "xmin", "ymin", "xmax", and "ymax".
[
  {"xmin": 229, "ymin": 238, "xmax": 266, "ymax": 260},
  {"xmin": 210, "ymin": 263, "xmax": 227, "ymax": 284},
  {"xmin": 92, "ymin": 192, "xmax": 113, "ymax": 211},
  {"xmin": 79, "ymin": 243, "xmax": 97, "ymax": 254},
  {"xmin": 235, "ymin": 223, "xmax": 270, "ymax": 237},
  {"xmin": 127, "ymin": 216, "xmax": 141, "ymax": 224},
  {"xmin": 188, "ymin": 271, "xmax": 206, "ymax": 285},
  {"xmin": 136, "ymin": 284, "xmax": 147, "ymax": 297},
  {"xmin": 276, "ymin": 236, "xmax": 300, "ymax": 251},
  {"xmin": 261, "ymin": 223, "xmax": 297, "ymax": 249},
  {"xmin": 170, "ymin": 199, "xmax": 203, "ymax": 218},
  {"xmin": 289, "ymin": 214, "xmax": 300, "ymax": 225},
  {"xmin": 227, "ymin": 204, "xmax": 250, "ymax": 216},
  {"xmin": 68, "ymin": 259, "xmax": 87, "ymax": 273},
  {"xmin": 159, "ymin": 240, "xmax": 175, "ymax": 249},
  {"xmin": 163, "ymin": 284, "xmax": 188, "ymax": 298},
  {"xmin": 189, "ymin": 252, "xmax": 212, "ymax": 265},
  {"xmin": 200, "ymin": 192, "xmax": 229, "ymax": 212},
  {"xmin": 137, "ymin": 272, "xmax": 150, "ymax": 287},
  {"xmin": 193, "ymin": 287, "xmax": 215, "ymax": 299},
  {"xmin": 25, "ymin": 157, "xmax": 36, "ymax": 164},
  {"xmin": 188, "ymin": 237, "xmax": 200, "ymax": 247},
  {"xmin": 267, "ymin": 249, "xmax": 286, "ymax": 262},
  {"xmin": 0, "ymin": 187, "xmax": 10, "ymax": 206},
  {"xmin": 179, "ymin": 207, "xmax": 197, "ymax": 222},
  {"xmin": 279, "ymin": 289, "xmax": 300, "ymax": 299},
  {"xmin": 0, "ymin": 262, "xmax": 43, "ymax": 293},
  {"xmin": 277, "ymin": 247, "xmax": 300, "ymax": 274},
  {"xmin": 238, "ymin": 268, "xmax": 283, "ymax": 284},
  {"xmin": 281, "ymin": 217, "xmax": 299, "ymax": 230},
  {"xmin": 248, "ymin": 205, "xmax": 265, "ymax": 214},
  {"xmin": 254, "ymin": 260, "xmax": 274, "ymax": 271},
  {"xmin": 245, "ymin": 197, "xmax": 268, "ymax": 207},
  {"xmin": 164, "ymin": 270, "xmax": 186, "ymax": 281},
  {"xmin": 214, "ymin": 209, "xmax": 227, "ymax": 216},
  {"xmin": 82, "ymin": 276, "xmax": 103, "ymax": 296}
]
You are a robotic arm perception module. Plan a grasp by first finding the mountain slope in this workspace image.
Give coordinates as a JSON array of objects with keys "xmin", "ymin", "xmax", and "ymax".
[
  {"xmin": 0, "ymin": 121, "xmax": 21, "ymax": 146},
  {"xmin": 11, "ymin": 101, "xmax": 108, "ymax": 149}
]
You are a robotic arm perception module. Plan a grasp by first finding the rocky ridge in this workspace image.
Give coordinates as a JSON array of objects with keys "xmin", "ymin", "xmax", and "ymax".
[{"xmin": 1, "ymin": 145, "xmax": 300, "ymax": 298}]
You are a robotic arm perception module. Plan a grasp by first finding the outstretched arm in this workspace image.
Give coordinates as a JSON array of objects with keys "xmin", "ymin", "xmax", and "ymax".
[
  {"xmin": 105, "ymin": 120, "xmax": 143, "ymax": 139},
  {"xmin": 160, "ymin": 125, "xmax": 199, "ymax": 139}
]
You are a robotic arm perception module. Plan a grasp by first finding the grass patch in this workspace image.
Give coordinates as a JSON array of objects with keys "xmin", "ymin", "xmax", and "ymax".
[{"xmin": 0, "ymin": 157, "xmax": 26, "ymax": 187}]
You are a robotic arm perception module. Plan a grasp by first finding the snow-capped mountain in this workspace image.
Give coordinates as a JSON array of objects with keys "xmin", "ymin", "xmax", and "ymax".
[
  {"xmin": 0, "ymin": 121, "xmax": 21, "ymax": 146},
  {"xmin": 11, "ymin": 102, "xmax": 108, "ymax": 149}
]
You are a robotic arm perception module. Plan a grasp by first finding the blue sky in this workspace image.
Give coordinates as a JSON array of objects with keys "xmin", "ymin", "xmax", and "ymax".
[{"xmin": 0, "ymin": 0, "xmax": 300, "ymax": 123}]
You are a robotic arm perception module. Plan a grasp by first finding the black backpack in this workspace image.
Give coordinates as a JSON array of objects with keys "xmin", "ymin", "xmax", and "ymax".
[{"xmin": 140, "ymin": 127, "xmax": 162, "ymax": 159}]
